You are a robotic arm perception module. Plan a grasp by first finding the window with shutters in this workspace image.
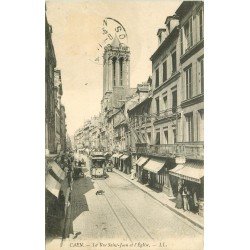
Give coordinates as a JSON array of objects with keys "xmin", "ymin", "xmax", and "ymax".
[
  {"xmin": 198, "ymin": 109, "xmax": 204, "ymax": 141},
  {"xmin": 186, "ymin": 113, "xmax": 194, "ymax": 142},
  {"xmin": 171, "ymin": 50, "xmax": 177, "ymax": 73},
  {"xmin": 163, "ymin": 61, "xmax": 167, "ymax": 82},
  {"xmin": 155, "ymin": 68, "xmax": 159, "ymax": 88},
  {"xmin": 173, "ymin": 129, "xmax": 177, "ymax": 143},
  {"xmin": 172, "ymin": 90, "xmax": 177, "ymax": 113},
  {"xmin": 199, "ymin": 58, "xmax": 204, "ymax": 93},
  {"xmin": 198, "ymin": 8, "xmax": 204, "ymax": 41},
  {"xmin": 147, "ymin": 132, "xmax": 152, "ymax": 144},
  {"xmin": 164, "ymin": 130, "xmax": 168, "ymax": 144},
  {"xmin": 185, "ymin": 66, "xmax": 192, "ymax": 99},
  {"xmin": 155, "ymin": 97, "xmax": 160, "ymax": 115},
  {"xmin": 155, "ymin": 131, "xmax": 161, "ymax": 145},
  {"xmin": 180, "ymin": 27, "xmax": 183, "ymax": 55},
  {"xmin": 163, "ymin": 95, "xmax": 168, "ymax": 110},
  {"xmin": 184, "ymin": 18, "xmax": 193, "ymax": 50}
]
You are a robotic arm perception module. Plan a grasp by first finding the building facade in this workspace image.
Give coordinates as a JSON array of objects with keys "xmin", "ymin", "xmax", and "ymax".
[
  {"xmin": 75, "ymin": 1, "xmax": 204, "ymax": 216},
  {"xmin": 45, "ymin": 14, "xmax": 57, "ymax": 154},
  {"xmin": 46, "ymin": 15, "xmax": 68, "ymax": 155},
  {"xmin": 60, "ymin": 105, "xmax": 67, "ymax": 152}
]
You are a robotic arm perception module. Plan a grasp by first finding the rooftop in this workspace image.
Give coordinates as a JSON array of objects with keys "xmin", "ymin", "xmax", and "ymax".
[{"xmin": 175, "ymin": 1, "xmax": 202, "ymax": 18}]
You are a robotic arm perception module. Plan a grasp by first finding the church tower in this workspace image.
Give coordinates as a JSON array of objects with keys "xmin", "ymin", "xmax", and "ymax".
[{"xmin": 102, "ymin": 35, "xmax": 130, "ymax": 111}]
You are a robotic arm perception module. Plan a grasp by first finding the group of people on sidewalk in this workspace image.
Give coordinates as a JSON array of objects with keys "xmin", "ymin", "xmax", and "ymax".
[
  {"xmin": 55, "ymin": 152, "xmax": 75, "ymax": 239},
  {"xmin": 175, "ymin": 180, "xmax": 199, "ymax": 213}
]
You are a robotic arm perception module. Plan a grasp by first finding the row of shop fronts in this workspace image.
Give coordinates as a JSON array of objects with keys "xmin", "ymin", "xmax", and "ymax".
[
  {"xmin": 111, "ymin": 153, "xmax": 132, "ymax": 175},
  {"xmin": 45, "ymin": 156, "xmax": 70, "ymax": 238},
  {"xmin": 111, "ymin": 152, "xmax": 204, "ymax": 216}
]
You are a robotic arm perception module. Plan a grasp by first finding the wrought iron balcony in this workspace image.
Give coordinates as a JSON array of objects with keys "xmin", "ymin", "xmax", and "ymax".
[
  {"xmin": 175, "ymin": 142, "xmax": 204, "ymax": 160},
  {"xmin": 131, "ymin": 115, "xmax": 152, "ymax": 129},
  {"xmin": 150, "ymin": 144, "xmax": 176, "ymax": 157},
  {"xmin": 154, "ymin": 106, "xmax": 181, "ymax": 123},
  {"xmin": 136, "ymin": 142, "xmax": 204, "ymax": 160}
]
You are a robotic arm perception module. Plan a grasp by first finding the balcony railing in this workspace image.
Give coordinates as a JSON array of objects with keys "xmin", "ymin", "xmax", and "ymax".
[
  {"xmin": 130, "ymin": 115, "xmax": 151, "ymax": 128},
  {"xmin": 176, "ymin": 142, "xmax": 204, "ymax": 160},
  {"xmin": 136, "ymin": 142, "xmax": 204, "ymax": 160},
  {"xmin": 154, "ymin": 106, "xmax": 181, "ymax": 122}
]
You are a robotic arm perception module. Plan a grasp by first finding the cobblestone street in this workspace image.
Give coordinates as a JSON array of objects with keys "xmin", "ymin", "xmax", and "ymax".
[{"xmin": 47, "ymin": 156, "xmax": 203, "ymax": 250}]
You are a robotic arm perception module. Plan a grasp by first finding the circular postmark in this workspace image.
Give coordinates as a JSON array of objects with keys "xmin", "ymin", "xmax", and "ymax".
[{"xmin": 89, "ymin": 17, "xmax": 128, "ymax": 65}]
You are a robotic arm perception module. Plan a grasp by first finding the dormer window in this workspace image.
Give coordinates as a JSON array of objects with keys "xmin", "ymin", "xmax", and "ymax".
[
  {"xmin": 157, "ymin": 29, "xmax": 166, "ymax": 45},
  {"xmin": 158, "ymin": 33, "xmax": 162, "ymax": 44}
]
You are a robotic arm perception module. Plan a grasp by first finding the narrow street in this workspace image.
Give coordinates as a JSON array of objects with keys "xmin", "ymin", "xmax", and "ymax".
[{"xmin": 47, "ymin": 155, "xmax": 203, "ymax": 250}]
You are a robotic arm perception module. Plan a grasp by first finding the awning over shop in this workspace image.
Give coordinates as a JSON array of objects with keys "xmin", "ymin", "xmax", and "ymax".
[
  {"xmin": 111, "ymin": 153, "xmax": 118, "ymax": 158},
  {"xmin": 136, "ymin": 157, "xmax": 149, "ymax": 167},
  {"xmin": 120, "ymin": 154, "xmax": 129, "ymax": 160},
  {"xmin": 169, "ymin": 161, "xmax": 204, "ymax": 184},
  {"xmin": 45, "ymin": 153, "xmax": 58, "ymax": 160},
  {"xmin": 48, "ymin": 161, "xmax": 66, "ymax": 181},
  {"xmin": 117, "ymin": 154, "xmax": 123, "ymax": 158},
  {"xmin": 46, "ymin": 173, "xmax": 61, "ymax": 198},
  {"xmin": 143, "ymin": 159, "xmax": 166, "ymax": 173}
]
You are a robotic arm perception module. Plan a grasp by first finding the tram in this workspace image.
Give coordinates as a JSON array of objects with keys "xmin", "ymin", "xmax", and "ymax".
[{"xmin": 90, "ymin": 152, "xmax": 106, "ymax": 179}]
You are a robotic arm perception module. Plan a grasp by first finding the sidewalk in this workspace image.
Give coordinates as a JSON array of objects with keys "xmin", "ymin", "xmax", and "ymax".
[{"xmin": 113, "ymin": 168, "xmax": 204, "ymax": 230}]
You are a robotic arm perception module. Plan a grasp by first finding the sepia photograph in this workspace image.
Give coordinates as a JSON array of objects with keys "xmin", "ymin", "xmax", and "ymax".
[{"xmin": 45, "ymin": 1, "xmax": 204, "ymax": 249}]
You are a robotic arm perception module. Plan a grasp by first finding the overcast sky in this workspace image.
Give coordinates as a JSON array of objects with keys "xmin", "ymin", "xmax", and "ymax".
[{"xmin": 46, "ymin": 0, "xmax": 182, "ymax": 136}]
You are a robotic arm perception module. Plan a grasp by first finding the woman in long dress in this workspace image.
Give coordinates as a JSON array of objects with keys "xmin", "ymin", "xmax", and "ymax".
[
  {"xmin": 175, "ymin": 184, "xmax": 183, "ymax": 209},
  {"xmin": 182, "ymin": 186, "xmax": 190, "ymax": 211}
]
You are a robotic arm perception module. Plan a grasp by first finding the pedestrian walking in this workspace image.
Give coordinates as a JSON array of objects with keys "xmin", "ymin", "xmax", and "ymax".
[
  {"xmin": 130, "ymin": 167, "xmax": 136, "ymax": 180},
  {"xmin": 58, "ymin": 190, "xmax": 66, "ymax": 235},
  {"xmin": 62, "ymin": 193, "xmax": 74, "ymax": 239},
  {"xmin": 190, "ymin": 187, "xmax": 199, "ymax": 213},
  {"xmin": 182, "ymin": 186, "xmax": 190, "ymax": 212},
  {"xmin": 175, "ymin": 183, "xmax": 183, "ymax": 209}
]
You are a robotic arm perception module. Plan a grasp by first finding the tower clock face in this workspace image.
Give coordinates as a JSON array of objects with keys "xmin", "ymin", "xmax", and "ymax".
[{"xmin": 89, "ymin": 17, "xmax": 128, "ymax": 65}]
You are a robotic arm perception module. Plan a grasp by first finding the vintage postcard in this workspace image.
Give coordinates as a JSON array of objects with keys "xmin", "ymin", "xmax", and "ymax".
[{"xmin": 45, "ymin": 0, "xmax": 204, "ymax": 249}]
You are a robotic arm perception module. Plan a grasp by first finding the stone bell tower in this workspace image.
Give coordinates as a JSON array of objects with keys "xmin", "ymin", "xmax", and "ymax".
[{"xmin": 102, "ymin": 34, "xmax": 130, "ymax": 111}]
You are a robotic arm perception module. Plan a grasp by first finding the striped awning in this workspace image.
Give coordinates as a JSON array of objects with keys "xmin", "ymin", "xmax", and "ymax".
[
  {"xmin": 111, "ymin": 153, "xmax": 119, "ymax": 158},
  {"xmin": 143, "ymin": 159, "xmax": 166, "ymax": 173},
  {"xmin": 45, "ymin": 173, "xmax": 61, "ymax": 198},
  {"xmin": 136, "ymin": 157, "xmax": 149, "ymax": 167},
  {"xmin": 47, "ymin": 161, "xmax": 66, "ymax": 181},
  {"xmin": 169, "ymin": 161, "xmax": 204, "ymax": 184}
]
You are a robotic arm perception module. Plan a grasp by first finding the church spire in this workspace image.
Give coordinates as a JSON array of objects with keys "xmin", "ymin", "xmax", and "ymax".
[{"xmin": 111, "ymin": 34, "xmax": 121, "ymax": 47}]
